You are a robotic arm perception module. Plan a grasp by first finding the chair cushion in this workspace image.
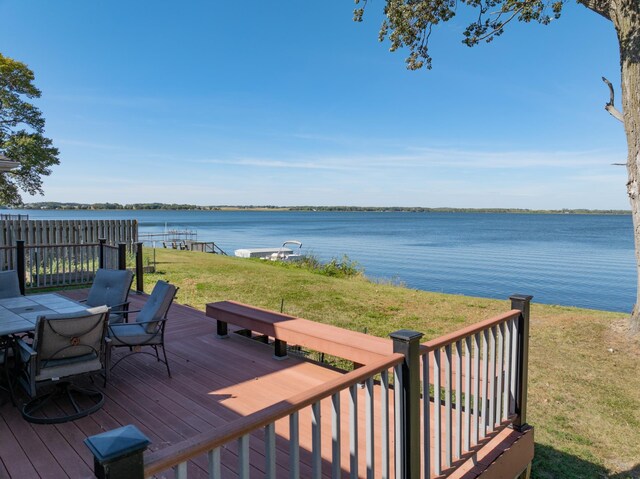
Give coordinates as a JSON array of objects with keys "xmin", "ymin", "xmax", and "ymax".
[
  {"xmin": 0, "ymin": 270, "xmax": 21, "ymax": 299},
  {"xmin": 86, "ymin": 269, "xmax": 133, "ymax": 309},
  {"xmin": 136, "ymin": 281, "xmax": 176, "ymax": 333},
  {"xmin": 108, "ymin": 311, "xmax": 125, "ymax": 325},
  {"xmin": 35, "ymin": 353, "xmax": 103, "ymax": 381},
  {"xmin": 108, "ymin": 323, "xmax": 162, "ymax": 346}
]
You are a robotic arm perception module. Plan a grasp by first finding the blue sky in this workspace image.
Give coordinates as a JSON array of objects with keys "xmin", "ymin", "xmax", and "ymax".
[{"xmin": 0, "ymin": 0, "xmax": 628, "ymax": 208}]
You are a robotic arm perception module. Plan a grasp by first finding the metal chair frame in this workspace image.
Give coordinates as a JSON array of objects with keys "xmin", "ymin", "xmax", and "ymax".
[
  {"xmin": 107, "ymin": 284, "xmax": 178, "ymax": 377},
  {"xmin": 17, "ymin": 308, "xmax": 110, "ymax": 424}
]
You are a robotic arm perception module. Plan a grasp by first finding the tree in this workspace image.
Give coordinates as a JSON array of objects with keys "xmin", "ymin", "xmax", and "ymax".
[
  {"xmin": 356, "ymin": 0, "xmax": 640, "ymax": 331},
  {"xmin": 0, "ymin": 53, "xmax": 59, "ymax": 206}
]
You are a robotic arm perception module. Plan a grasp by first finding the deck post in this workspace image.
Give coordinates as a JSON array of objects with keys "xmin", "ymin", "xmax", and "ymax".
[
  {"xmin": 135, "ymin": 242, "xmax": 144, "ymax": 293},
  {"xmin": 390, "ymin": 329, "xmax": 423, "ymax": 479},
  {"xmin": 98, "ymin": 238, "xmax": 106, "ymax": 269},
  {"xmin": 510, "ymin": 294, "xmax": 533, "ymax": 432},
  {"xmin": 16, "ymin": 240, "xmax": 25, "ymax": 295},
  {"xmin": 84, "ymin": 424, "xmax": 150, "ymax": 479},
  {"xmin": 118, "ymin": 243, "xmax": 127, "ymax": 270}
]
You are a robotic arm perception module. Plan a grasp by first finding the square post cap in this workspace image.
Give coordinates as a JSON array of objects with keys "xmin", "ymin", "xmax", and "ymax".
[
  {"xmin": 509, "ymin": 294, "xmax": 533, "ymax": 302},
  {"xmin": 389, "ymin": 329, "xmax": 424, "ymax": 342},
  {"xmin": 84, "ymin": 425, "xmax": 150, "ymax": 464}
]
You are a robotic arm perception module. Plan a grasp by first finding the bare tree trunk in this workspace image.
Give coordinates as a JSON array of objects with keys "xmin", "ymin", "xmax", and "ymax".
[{"xmin": 611, "ymin": 0, "xmax": 640, "ymax": 330}]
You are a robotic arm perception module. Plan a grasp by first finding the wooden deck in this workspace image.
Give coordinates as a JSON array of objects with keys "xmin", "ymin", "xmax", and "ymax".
[{"xmin": 0, "ymin": 290, "xmax": 531, "ymax": 479}]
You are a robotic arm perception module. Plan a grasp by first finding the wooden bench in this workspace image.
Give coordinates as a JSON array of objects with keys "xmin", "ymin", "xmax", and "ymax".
[{"xmin": 206, "ymin": 300, "xmax": 393, "ymax": 364}]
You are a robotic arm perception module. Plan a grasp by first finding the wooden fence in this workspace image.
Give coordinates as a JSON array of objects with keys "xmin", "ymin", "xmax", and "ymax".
[{"xmin": 0, "ymin": 219, "xmax": 138, "ymax": 251}]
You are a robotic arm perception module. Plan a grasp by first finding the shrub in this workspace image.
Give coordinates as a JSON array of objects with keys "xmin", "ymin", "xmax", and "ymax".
[
  {"xmin": 269, "ymin": 253, "xmax": 364, "ymax": 278},
  {"xmin": 297, "ymin": 254, "xmax": 363, "ymax": 278}
]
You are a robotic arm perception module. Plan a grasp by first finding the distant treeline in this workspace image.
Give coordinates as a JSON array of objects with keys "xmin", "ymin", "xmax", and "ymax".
[{"xmin": 3, "ymin": 202, "xmax": 631, "ymax": 215}]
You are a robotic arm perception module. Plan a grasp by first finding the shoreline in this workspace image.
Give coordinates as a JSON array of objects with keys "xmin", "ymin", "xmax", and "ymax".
[{"xmin": 4, "ymin": 204, "xmax": 632, "ymax": 215}]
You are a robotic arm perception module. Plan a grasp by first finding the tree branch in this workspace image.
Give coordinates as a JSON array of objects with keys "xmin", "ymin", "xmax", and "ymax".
[
  {"xmin": 577, "ymin": 0, "xmax": 612, "ymax": 21},
  {"xmin": 474, "ymin": 8, "xmax": 524, "ymax": 43},
  {"xmin": 602, "ymin": 76, "xmax": 624, "ymax": 123}
]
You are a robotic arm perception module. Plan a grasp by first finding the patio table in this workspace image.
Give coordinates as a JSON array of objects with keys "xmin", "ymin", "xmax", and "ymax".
[{"xmin": 0, "ymin": 293, "xmax": 87, "ymax": 336}]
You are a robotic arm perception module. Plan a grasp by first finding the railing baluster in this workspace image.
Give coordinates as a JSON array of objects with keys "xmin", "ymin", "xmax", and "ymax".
[
  {"xmin": 47, "ymin": 246, "xmax": 52, "ymax": 287},
  {"xmin": 393, "ymin": 364, "xmax": 403, "ymax": 479},
  {"xmin": 481, "ymin": 329, "xmax": 489, "ymax": 439},
  {"xmin": 365, "ymin": 377, "xmax": 375, "ymax": 479},
  {"xmin": 208, "ymin": 448, "xmax": 221, "ymax": 479},
  {"xmin": 422, "ymin": 354, "xmax": 431, "ymax": 479},
  {"xmin": 289, "ymin": 412, "xmax": 300, "ymax": 479},
  {"xmin": 332, "ymin": 393, "xmax": 341, "ymax": 479},
  {"xmin": 350, "ymin": 383, "xmax": 359, "ymax": 479},
  {"xmin": 312, "ymin": 401, "xmax": 321, "ymax": 479},
  {"xmin": 455, "ymin": 340, "xmax": 462, "ymax": 460},
  {"xmin": 42, "ymin": 246, "xmax": 47, "ymax": 287},
  {"xmin": 238, "ymin": 435, "xmax": 250, "ymax": 479},
  {"xmin": 65, "ymin": 245, "xmax": 69, "ymax": 283},
  {"xmin": 488, "ymin": 326, "xmax": 496, "ymax": 432},
  {"xmin": 28, "ymin": 248, "xmax": 33, "ymax": 289},
  {"xmin": 503, "ymin": 320, "xmax": 512, "ymax": 421},
  {"xmin": 510, "ymin": 318, "xmax": 518, "ymax": 415},
  {"xmin": 79, "ymin": 243, "xmax": 84, "ymax": 284},
  {"xmin": 495, "ymin": 323, "xmax": 504, "ymax": 426},
  {"xmin": 34, "ymin": 248, "xmax": 38, "ymax": 288},
  {"xmin": 174, "ymin": 461, "xmax": 188, "ymax": 479},
  {"xmin": 473, "ymin": 333, "xmax": 480, "ymax": 446},
  {"xmin": 381, "ymin": 369, "xmax": 390, "ymax": 479},
  {"xmin": 55, "ymin": 245, "xmax": 60, "ymax": 282},
  {"xmin": 464, "ymin": 336, "xmax": 471, "ymax": 453},
  {"xmin": 433, "ymin": 349, "xmax": 441, "ymax": 476},
  {"xmin": 265, "ymin": 423, "xmax": 276, "ymax": 479},
  {"xmin": 444, "ymin": 344, "xmax": 452, "ymax": 468}
]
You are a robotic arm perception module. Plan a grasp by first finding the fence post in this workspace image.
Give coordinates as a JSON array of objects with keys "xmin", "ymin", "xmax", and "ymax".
[
  {"xmin": 16, "ymin": 240, "xmax": 25, "ymax": 295},
  {"xmin": 118, "ymin": 243, "xmax": 127, "ymax": 271},
  {"xmin": 84, "ymin": 424, "xmax": 150, "ymax": 479},
  {"xmin": 390, "ymin": 329, "xmax": 423, "ymax": 479},
  {"xmin": 135, "ymin": 242, "xmax": 144, "ymax": 293},
  {"xmin": 510, "ymin": 294, "xmax": 533, "ymax": 432},
  {"xmin": 98, "ymin": 239, "xmax": 106, "ymax": 269}
]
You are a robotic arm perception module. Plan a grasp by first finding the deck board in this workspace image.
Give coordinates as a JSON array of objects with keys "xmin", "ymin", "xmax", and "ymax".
[{"xmin": 0, "ymin": 289, "xmax": 529, "ymax": 479}]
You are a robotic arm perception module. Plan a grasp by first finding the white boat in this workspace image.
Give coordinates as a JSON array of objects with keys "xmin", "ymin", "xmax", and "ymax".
[{"xmin": 234, "ymin": 240, "xmax": 303, "ymax": 261}]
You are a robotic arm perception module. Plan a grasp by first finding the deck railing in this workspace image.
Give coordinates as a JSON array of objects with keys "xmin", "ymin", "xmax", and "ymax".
[
  {"xmin": 86, "ymin": 296, "xmax": 532, "ymax": 479},
  {"xmin": 4, "ymin": 239, "xmax": 146, "ymax": 293},
  {"xmin": 144, "ymin": 352, "xmax": 405, "ymax": 478},
  {"xmin": 420, "ymin": 295, "xmax": 531, "ymax": 478}
]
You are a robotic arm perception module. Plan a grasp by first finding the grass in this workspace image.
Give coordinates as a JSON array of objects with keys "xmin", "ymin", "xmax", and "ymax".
[{"xmin": 143, "ymin": 248, "xmax": 640, "ymax": 479}]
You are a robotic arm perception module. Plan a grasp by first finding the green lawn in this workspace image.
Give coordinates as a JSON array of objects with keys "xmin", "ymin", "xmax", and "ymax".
[{"xmin": 143, "ymin": 248, "xmax": 640, "ymax": 479}]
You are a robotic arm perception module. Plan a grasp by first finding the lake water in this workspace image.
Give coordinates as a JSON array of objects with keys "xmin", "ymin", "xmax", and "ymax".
[{"xmin": 2, "ymin": 209, "xmax": 635, "ymax": 312}]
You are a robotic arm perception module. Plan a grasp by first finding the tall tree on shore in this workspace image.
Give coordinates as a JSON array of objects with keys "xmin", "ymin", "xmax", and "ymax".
[
  {"xmin": 356, "ymin": 0, "xmax": 640, "ymax": 330},
  {"xmin": 0, "ymin": 53, "xmax": 59, "ymax": 206}
]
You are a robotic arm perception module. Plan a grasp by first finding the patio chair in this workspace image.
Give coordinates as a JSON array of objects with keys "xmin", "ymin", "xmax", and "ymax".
[
  {"xmin": 17, "ymin": 306, "xmax": 110, "ymax": 424},
  {"xmin": 0, "ymin": 270, "xmax": 21, "ymax": 298},
  {"xmin": 108, "ymin": 280, "xmax": 177, "ymax": 377},
  {"xmin": 81, "ymin": 268, "xmax": 134, "ymax": 324}
]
